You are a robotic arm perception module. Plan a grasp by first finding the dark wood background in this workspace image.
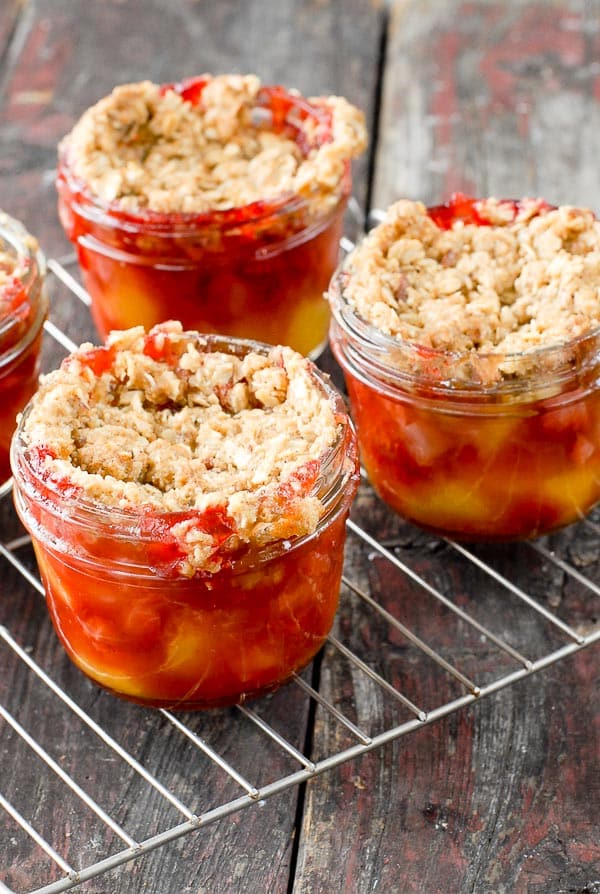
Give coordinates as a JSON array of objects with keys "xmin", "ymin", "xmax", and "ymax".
[{"xmin": 0, "ymin": 2, "xmax": 599, "ymax": 893}]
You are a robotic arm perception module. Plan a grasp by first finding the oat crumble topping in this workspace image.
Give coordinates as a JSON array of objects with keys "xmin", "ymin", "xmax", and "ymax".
[
  {"xmin": 340, "ymin": 198, "xmax": 600, "ymax": 356},
  {"xmin": 22, "ymin": 322, "xmax": 340, "ymax": 574},
  {"xmin": 59, "ymin": 75, "xmax": 367, "ymax": 216}
]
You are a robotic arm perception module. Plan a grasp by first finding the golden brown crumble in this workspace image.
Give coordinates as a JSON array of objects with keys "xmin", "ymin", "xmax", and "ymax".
[
  {"xmin": 340, "ymin": 198, "xmax": 600, "ymax": 356},
  {"xmin": 21, "ymin": 322, "xmax": 340, "ymax": 574},
  {"xmin": 59, "ymin": 76, "xmax": 367, "ymax": 216}
]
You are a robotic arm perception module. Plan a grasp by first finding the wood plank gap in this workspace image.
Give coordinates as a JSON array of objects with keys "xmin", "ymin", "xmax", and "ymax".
[
  {"xmin": 0, "ymin": 1, "xmax": 32, "ymax": 103},
  {"xmin": 286, "ymin": 652, "xmax": 324, "ymax": 894},
  {"xmin": 364, "ymin": 3, "xmax": 391, "ymax": 218}
]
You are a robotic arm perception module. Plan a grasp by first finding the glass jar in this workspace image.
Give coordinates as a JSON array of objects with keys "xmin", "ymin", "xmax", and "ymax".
[
  {"xmin": 11, "ymin": 336, "xmax": 359, "ymax": 709},
  {"xmin": 56, "ymin": 80, "xmax": 355, "ymax": 357},
  {"xmin": 329, "ymin": 272, "xmax": 600, "ymax": 542},
  {"xmin": 0, "ymin": 213, "xmax": 48, "ymax": 493}
]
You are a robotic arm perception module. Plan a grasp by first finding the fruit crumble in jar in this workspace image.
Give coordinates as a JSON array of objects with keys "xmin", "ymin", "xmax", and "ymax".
[
  {"xmin": 329, "ymin": 194, "xmax": 600, "ymax": 541},
  {"xmin": 11, "ymin": 321, "xmax": 359, "ymax": 709},
  {"xmin": 0, "ymin": 212, "xmax": 48, "ymax": 491},
  {"xmin": 56, "ymin": 75, "xmax": 367, "ymax": 357}
]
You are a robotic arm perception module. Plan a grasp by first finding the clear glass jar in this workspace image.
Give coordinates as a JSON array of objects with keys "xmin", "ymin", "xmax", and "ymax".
[
  {"xmin": 0, "ymin": 212, "xmax": 48, "ymax": 493},
  {"xmin": 329, "ymin": 271, "xmax": 600, "ymax": 542},
  {"xmin": 56, "ymin": 80, "xmax": 354, "ymax": 358},
  {"xmin": 11, "ymin": 335, "xmax": 359, "ymax": 709}
]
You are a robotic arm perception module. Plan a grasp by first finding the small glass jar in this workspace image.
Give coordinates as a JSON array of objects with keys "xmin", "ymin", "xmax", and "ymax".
[
  {"xmin": 0, "ymin": 213, "xmax": 48, "ymax": 492},
  {"xmin": 56, "ymin": 80, "xmax": 356, "ymax": 357},
  {"xmin": 329, "ymin": 272, "xmax": 600, "ymax": 542},
  {"xmin": 11, "ymin": 336, "xmax": 359, "ymax": 709}
]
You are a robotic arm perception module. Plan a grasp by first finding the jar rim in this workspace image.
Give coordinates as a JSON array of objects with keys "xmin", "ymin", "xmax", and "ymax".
[
  {"xmin": 328, "ymin": 267, "xmax": 600, "ymax": 395},
  {"xmin": 0, "ymin": 211, "xmax": 46, "ymax": 326},
  {"xmin": 0, "ymin": 213, "xmax": 48, "ymax": 365},
  {"xmin": 58, "ymin": 149, "xmax": 351, "ymax": 238},
  {"xmin": 11, "ymin": 333, "xmax": 359, "ymax": 575}
]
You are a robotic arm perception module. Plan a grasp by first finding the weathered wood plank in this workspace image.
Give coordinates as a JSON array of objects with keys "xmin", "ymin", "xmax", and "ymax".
[
  {"xmin": 0, "ymin": 1, "xmax": 382, "ymax": 892},
  {"xmin": 294, "ymin": 512, "xmax": 600, "ymax": 893},
  {"xmin": 373, "ymin": 0, "xmax": 600, "ymax": 209},
  {"xmin": 293, "ymin": 1, "xmax": 600, "ymax": 892}
]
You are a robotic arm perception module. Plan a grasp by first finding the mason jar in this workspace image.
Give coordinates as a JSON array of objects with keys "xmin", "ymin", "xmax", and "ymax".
[
  {"xmin": 329, "ymin": 200, "xmax": 600, "ymax": 542},
  {"xmin": 0, "ymin": 212, "xmax": 48, "ymax": 492},
  {"xmin": 57, "ymin": 78, "xmax": 365, "ymax": 357},
  {"xmin": 12, "ymin": 332, "xmax": 359, "ymax": 709}
]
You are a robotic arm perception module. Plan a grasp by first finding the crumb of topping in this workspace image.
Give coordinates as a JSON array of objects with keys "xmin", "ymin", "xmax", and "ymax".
[
  {"xmin": 59, "ymin": 76, "xmax": 367, "ymax": 216},
  {"xmin": 340, "ymin": 198, "xmax": 600, "ymax": 357},
  {"xmin": 21, "ymin": 322, "xmax": 340, "ymax": 575}
]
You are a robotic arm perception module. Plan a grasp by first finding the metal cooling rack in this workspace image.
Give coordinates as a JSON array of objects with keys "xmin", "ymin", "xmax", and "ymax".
[{"xmin": 1, "ymin": 242, "xmax": 600, "ymax": 894}]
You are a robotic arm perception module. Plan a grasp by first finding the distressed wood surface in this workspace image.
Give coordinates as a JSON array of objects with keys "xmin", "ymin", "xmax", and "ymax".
[
  {"xmin": 1, "ymin": 1, "xmax": 599, "ymax": 893},
  {"xmin": 373, "ymin": 0, "xmax": 600, "ymax": 209},
  {"xmin": 295, "ymin": 507, "xmax": 600, "ymax": 893},
  {"xmin": 294, "ymin": 2, "xmax": 600, "ymax": 893},
  {"xmin": 0, "ymin": 1, "xmax": 382, "ymax": 892}
]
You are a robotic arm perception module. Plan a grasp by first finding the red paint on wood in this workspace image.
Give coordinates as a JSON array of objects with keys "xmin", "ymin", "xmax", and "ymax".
[
  {"xmin": 477, "ymin": 5, "xmax": 585, "ymax": 112},
  {"xmin": 5, "ymin": 15, "xmax": 72, "ymax": 141},
  {"xmin": 427, "ymin": 29, "xmax": 477, "ymax": 198}
]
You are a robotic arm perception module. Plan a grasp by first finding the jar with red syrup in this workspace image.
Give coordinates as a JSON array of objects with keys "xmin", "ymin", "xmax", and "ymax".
[
  {"xmin": 329, "ymin": 195, "xmax": 600, "ymax": 541},
  {"xmin": 56, "ymin": 76, "xmax": 366, "ymax": 357},
  {"xmin": 0, "ymin": 212, "xmax": 48, "ymax": 492},
  {"xmin": 11, "ymin": 328, "xmax": 359, "ymax": 709}
]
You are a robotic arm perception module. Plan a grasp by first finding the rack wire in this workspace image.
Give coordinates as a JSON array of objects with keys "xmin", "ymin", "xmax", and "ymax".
[{"xmin": 1, "ymin": 243, "xmax": 599, "ymax": 894}]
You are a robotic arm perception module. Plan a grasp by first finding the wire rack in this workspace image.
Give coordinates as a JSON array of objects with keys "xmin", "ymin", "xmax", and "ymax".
[{"xmin": 1, "ymin": 239, "xmax": 600, "ymax": 894}]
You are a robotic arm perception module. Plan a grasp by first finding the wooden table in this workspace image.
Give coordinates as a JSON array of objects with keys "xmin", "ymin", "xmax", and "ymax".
[{"xmin": 1, "ymin": 2, "xmax": 599, "ymax": 892}]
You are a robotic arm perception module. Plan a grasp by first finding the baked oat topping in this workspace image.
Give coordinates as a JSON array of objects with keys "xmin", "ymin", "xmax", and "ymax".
[
  {"xmin": 59, "ymin": 75, "xmax": 367, "ymax": 215},
  {"xmin": 21, "ymin": 322, "xmax": 340, "ymax": 574},
  {"xmin": 340, "ymin": 198, "xmax": 600, "ymax": 356}
]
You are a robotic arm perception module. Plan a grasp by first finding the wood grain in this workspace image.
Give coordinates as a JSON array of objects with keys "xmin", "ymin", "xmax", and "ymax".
[
  {"xmin": 294, "ymin": 491, "xmax": 599, "ymax": 893},
  {"xmin": 0, "ymin": 1, "xmax": 382, "ymax": 892},
  {"xmin": 2, "ymin": 2, "xmax": 599, "ymax": 893},
  {"xmin": 373, "ymin": 0, "xmax": 600, "ymax": 209}
]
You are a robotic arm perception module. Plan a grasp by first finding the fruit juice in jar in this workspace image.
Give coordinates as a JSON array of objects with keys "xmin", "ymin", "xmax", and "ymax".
[
  {"xmin": 26, "ymin": 500, "xmax": 350, "ymax": 708},
  {"xmin": 11, "ymin": 325, "xmax": 359, "ymax": 708},
  {"xmin": 0, "ymin": 213, "xmax": 48, "ymax": 490},
  {"xmin": 57, "ymin": 76, "xmax": 367, "ymax": 356},
  {"xmin": 329, "ymin": 194, "xmax": 600, "ymax": 541}
]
